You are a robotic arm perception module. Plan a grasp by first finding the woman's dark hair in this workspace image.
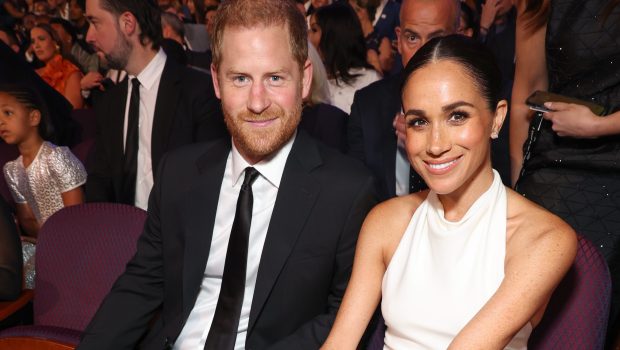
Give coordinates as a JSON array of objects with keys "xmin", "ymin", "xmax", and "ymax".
[
  {"xmin": 314, "ymin": 3, "xmax": 372, "ymax": 85},
  {"xmin": 0, "ymin": 84, "xmax": 55, "ymax": 141},
  {"xmin": 99, "ymin": 0, "xmax": 162, "ymax": 50},
  {"xmin": 401, "ymin": 35, "xmax": 503, "ymax": 112}
]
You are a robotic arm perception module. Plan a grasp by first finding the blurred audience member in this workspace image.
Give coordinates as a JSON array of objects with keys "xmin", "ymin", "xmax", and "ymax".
[
  {"xmin": 69, "ymin": 0, "xmax": 88, "ymax": 41},
  {"xmin": 350, "ymin": 0, "xmax": 394, "ymax": 74},
  {"xmin": 33, "ymin": 0, "xmax": 49, "ymax": 15},
  {"xmin": 31, "ymin": 23, "xmax": 84, "ymax": 108},
  {"xmin": 478, "ymin": 0, "xmax": 515, "ymax": 88},
  {"xmin": 511, "ymin": 0, "xmax": 620, "ymax": 342},
  {"xmin": 203, "ymin": 4, "xmax": 217, "ymax": 38},
  {"xmin": 84, "ymin": 0, "xmax": 226, "ymax": 209},
  {"xmin": 50, "ymin": 17, "xmax": 99, "ymax": 72},
  {"xmin": 347, "ymin": 0, "xmax": 460, "ymax": 200},
  {"xmin": 458, "ymin": 1, "xmax": 477, "ymax": 38},
  {"xmin": 0, "ymin": 0, "xmax": 26, "ymax": 28},
  {"xmin": 372, "ymin": 0, "xmax": 400, "ymax": 42},
  {"xmin": 301, "ymin": 41, "xmax": 348, "ymax": 152},
  {"xmin": 0, "ymin": 26, "xmax": 20, "ymax": 52},
  {"xmin": 0, "ymin": 195, "xmax": 21, "ymax": 301},
  {"xmin": 48, "ymin": 0, "xmax": 69, "ymax": 19},
  {"xmin": 161, "ymin": 11, "xmax": 211, "ymax": 71},
  {"xmin": 310, "ymin": 3, "xmax": 380, "ymax": 114}
]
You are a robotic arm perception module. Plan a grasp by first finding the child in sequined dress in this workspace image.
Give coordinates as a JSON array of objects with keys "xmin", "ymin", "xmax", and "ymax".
[{"xmin": 0, "ymin": 84, "xmax": 86, "ymax": 288}]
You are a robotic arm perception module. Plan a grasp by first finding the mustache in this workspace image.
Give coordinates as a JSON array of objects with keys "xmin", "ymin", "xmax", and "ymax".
[{"xmin": 235, "ymin": 107, "xmax": 286, "ymax": 121}]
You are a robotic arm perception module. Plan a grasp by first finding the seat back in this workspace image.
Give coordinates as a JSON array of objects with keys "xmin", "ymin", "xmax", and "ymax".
[
  {"xmin": 365, "ymin": 235, "xmax": 612, "ymax": 350},
  {"xmin": 33, "ymin": 203, "xmax": 147, "ymax": 331},
  {"xmin": 528, "ymin": 235, "xmax": 611, "ymax": 350}
]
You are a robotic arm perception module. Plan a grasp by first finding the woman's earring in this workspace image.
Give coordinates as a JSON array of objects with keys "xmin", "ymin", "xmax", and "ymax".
[{"xmin": 491, "ymin": 132, "xmax": 499, "ymax": 139}]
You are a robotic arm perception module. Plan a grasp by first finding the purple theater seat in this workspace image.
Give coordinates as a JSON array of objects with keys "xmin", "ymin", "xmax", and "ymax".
[
  {"xmin": 0, "ymin": 203, "xmax": 147, "ymax": 346},
  {"xmin": 365, "ymin": 235, "xmax": 611, "ymax": 350}
]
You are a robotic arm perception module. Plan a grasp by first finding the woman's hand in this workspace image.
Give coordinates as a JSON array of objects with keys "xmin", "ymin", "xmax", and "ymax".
[{"xmin": 543, "ymin": 102, "xmax": 602, "ymax": 138}]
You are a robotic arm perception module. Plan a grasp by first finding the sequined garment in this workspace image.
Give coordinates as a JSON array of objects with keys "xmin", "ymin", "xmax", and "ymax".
[
  {"xmin": 3, "ymin": 141, "xmax": 86, "ymax": 224},
  {"xmin": 3, "ymin": 142, "xmax": 86, "ymax": 289},
  {"xmin": 517, "ymin": 0, "xmax": 620, "ymax": 333}
]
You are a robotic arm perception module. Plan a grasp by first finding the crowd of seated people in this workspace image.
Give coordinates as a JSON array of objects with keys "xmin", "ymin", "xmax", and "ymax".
[{"xmin": 0, "ymin": 0, "xmax": 619, "ymax": 348}]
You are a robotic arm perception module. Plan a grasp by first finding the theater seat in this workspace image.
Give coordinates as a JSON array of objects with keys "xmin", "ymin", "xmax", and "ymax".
[{"xmin": 0, "ymin": 203, "xmax": 147, "ymax": 349}]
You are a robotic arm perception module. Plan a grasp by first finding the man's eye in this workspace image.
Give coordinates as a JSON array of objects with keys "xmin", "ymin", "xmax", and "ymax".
[
  {"xmin": 232, "ymin": 76, "xmax": 249, "ymax": 86},
  {"xmin": 268, "ymin": 75, "xmax": 285, "ymax": 86},
  {"xmin": 406, "ymin": 34, "xmax": 418, "ymax": 43}
]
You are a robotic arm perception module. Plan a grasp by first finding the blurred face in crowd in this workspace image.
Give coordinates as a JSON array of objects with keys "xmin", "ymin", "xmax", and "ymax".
[
  {"xmin": 85, "ymin": 0, "xmax": 132, "ymax": 70},
  {"xmin": 211, "ymin": 25, "xmax": 312, "ymax": 164},
  {"xmin": 69, "ymin": 0, "xmax": 84, "ymax": 22},
  {"xmin": 51, "ymin": 22, "xmax": 73, "ymax": 51},
  {"xmin": 204, "ymin": 9, "xmax": 217, "ymax": 37},
  {"xmin": 307, "ymin": 14, "xmax": 321, "ymax": 52},
  {"xmin": 33, "ymin": 1, "xmax": 49, "ymax": 15},
  {"xmin": 311, "ymin": 0, "xmax": 329, "ymax": 8},
  {"xmin": 396, "ymin": 0, "xmax": 457, "ymax": 67},
  {"xmin": 402, "ymin": 60, "xmax": 505, "ymax": 196},
  {"xmin": 23, "ymin": 13, "xmax": 37, "ymax": 30},
  {"xmin": 30, "ymin": 27, "xmax": 58, "ymax": 63}
]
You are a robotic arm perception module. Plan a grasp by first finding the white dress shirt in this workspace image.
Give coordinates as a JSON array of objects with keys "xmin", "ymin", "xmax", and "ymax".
[
  {"xmin": 174, "ymin": 133, "xmax": 296, "ymax": 350},
  {"xmin": 123, "ymin": 49, "xmax": 167, "ymax": 210}
]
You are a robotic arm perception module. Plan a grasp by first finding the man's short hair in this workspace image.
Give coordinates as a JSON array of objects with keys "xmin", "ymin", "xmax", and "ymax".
[
  {"xmin": 211, "ymin": 0, "xmax": 307, "ymax": 70},
  {"xmin": 99, "ymin": 0, "xmax": 163, "ymax": 50},
  {"xmin": 161, "ymin": 11, "xmax": 185, "ymax": 39}
]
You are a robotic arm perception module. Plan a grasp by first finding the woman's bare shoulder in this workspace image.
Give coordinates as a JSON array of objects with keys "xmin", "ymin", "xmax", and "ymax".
[{"xmin": 506, "ymin": 188, "xmax": 577, "ymax": 262}]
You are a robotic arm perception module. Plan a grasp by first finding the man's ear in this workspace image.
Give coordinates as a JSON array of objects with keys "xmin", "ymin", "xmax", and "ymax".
[
  {"xmin": 395, "ymin": 26, "xmax": 403, "ymax": 56},
  {"xmin": 301, "ymin": 59, "xmax": 312, "ymax": 100},
  {"xmin": 211, "ymin": 63, "xmax": 221, "ymax": 99},
  {"xmin": 119, "ymin": 11, "xmax": 137, "ymax": 37}
]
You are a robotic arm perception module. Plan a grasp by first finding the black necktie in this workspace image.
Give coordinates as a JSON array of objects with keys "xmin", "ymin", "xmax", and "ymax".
[
  {"xmin": 121, "ymin": 77, "xmax": 140, "ymax": 205},
  {"xmin": 204, "ymin": 167, "xmax": 260, "ymax": 350}
]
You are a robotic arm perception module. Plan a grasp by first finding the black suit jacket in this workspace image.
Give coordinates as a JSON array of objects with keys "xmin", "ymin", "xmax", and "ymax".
[
  {"xmin": 348, "ymin": 75, "xmax": 403, "ymax": 201},
  {"xmin": 85, "ymin": 57, "xmax": 227, "ymax": 203},
  {"xmin": 78, "ymin": 131, "xmax": 377, "ymax": 350}
]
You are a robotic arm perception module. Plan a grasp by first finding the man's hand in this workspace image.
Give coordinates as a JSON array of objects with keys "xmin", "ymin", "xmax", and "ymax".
[{"xmin": 81, "ymin": 72, "xmax": 105, "ymax": 91}]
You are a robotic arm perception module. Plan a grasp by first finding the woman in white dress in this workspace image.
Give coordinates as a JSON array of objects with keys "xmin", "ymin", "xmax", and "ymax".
[{"xmin": 321, "ymin": 35, "xmax": 577, "ymax": 349}]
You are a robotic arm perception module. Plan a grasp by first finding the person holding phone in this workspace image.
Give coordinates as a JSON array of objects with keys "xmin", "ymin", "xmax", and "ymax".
[{"xmin": 510, "ymin": 0, "xmax": 620, "ymax": 342}]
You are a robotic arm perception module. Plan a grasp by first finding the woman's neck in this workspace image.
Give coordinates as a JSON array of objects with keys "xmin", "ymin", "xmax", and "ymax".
[
  {"xmin": 438, "ymin": 165, "xmax": 495, "ymax": 222},
  {"xmin": 19, "ymin": 134, "xmax": 44, "ymax": 168}
]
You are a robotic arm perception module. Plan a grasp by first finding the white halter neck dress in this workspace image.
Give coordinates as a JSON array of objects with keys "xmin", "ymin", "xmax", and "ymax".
[{"xmin": 381, "ymin": 170, "xmax": 532, "ymax": 349}]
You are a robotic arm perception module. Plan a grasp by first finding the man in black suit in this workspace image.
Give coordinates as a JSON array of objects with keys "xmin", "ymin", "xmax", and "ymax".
[
  {"xmin": 78, "ymin": 0, "xmax": 376, "ymax": 349},
  {"xmin": 83, "ymin": 0, "xmax": 226, "ymax": 209},
  {"xmin": 347, "ymin": 0, "xmax": 459, "ymax": 201}
]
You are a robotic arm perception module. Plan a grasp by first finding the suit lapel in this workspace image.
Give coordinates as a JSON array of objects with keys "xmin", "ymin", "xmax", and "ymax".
[
  {"xmin": 180, "ymin": 139, "xmax": 231, "ymax": 319},
  {"xmin": 382, "ymin": 75, "xmax": 402, "ymax": 198},
  {"xmin": 152, "ymin": 59, "xmax": 182, "ymax": 174},
  {"xmin": 248, "ymin": 132, "xmax": 322, "ymax": 333}
]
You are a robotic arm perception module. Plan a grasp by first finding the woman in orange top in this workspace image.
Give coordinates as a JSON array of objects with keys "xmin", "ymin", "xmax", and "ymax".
[{"xmin": 30, "ymin": 23, "xmax": 83, "ymax": 109}]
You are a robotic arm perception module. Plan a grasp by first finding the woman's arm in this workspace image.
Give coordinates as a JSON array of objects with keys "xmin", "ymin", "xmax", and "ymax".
[
  {"xmin": 64, "ymin": 71, "xmax": 84, "ymax": 109},
  {"xmin": 322, "ymin": 197, "xmax": 420, "ymax": 350},
  {"xmin": 509, "ymin": 0, "xmax": 549, "ymax": 186},
  {"xmin": 15, "ymin": 203, "xmax": 40, "ymax": 237},
  {"xmin": 3, "ymin": 1, "xmax": 24, "ymax": 19},
  {"xmin": 366, "ymin": 49, "xmax": 383, "ymax": 77},
  {"xmin": 448, "ymin": 195, "xmax": 577, "ymax": 349},
  {"xmin": 61, "ymin": 186, "xmax": 84, "ymax": 207}
]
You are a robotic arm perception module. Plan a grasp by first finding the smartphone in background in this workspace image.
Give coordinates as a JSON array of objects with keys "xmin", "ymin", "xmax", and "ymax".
[{"xmin": 525, "ymin": 90, "xmax": 606, "ymax": 116}]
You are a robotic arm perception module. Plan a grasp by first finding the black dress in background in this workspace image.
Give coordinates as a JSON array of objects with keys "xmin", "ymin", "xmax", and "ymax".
[{"xmin": 516, "ymin": 0, "xmax": 620, "ymax": 335}]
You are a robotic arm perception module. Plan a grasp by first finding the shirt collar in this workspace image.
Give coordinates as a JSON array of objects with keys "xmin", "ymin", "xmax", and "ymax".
[
  {"xmin": 129, "ymin": 49, "xmax": 167, "ymax": 91},
  {"xmin": 230, "ymin": 131, "xmax": 297, "ymax": 189}
]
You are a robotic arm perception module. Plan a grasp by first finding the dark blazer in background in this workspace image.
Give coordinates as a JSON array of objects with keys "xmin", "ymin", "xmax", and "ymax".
[
  {"xmin": 348, "ymin": 74, "xmax": 403, "ymax": 201},
  {"xmin": 78, "ymin": 131, "xmax": 377, "ymax": 349},
  {"xmin": 85, "ymin": 58, "xmax": 227, "ymax": 203},
  {"xmin": 301, "ymin": 102, "xmax": 348, "ymax": 153},
  {"xmin": 374, "ymin": 0, "xmax": 401, "ymax": 41}
]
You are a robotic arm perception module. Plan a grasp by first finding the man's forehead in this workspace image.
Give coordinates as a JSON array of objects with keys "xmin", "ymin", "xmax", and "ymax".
[{"xmin": 401, "ymin": 0, "xmax": 455, "ymax": 27}]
